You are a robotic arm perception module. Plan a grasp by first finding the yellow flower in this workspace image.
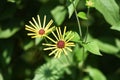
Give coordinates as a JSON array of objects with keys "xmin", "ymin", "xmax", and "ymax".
[
  {"xmin": 86, "ymin": 0, "xmax": 94, "ymax": 8},
  {"xmin": 25, "ymin": 15, "xmax": 55, "ymax": 38},
  {"xmin": 43, "ymin": 26, "xmax": 75, "ymax": 58}
]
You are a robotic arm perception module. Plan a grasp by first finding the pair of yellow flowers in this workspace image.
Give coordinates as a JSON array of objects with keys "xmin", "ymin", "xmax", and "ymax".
[{"xmin": 25, "ymin": 15, "xmax": 75, "ymax": 58}]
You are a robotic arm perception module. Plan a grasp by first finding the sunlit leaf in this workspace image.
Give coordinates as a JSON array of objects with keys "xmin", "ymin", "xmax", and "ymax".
[
  {"xmin": 35, "ymin": 38, "xmax": 43, "ymax": 45},
  {"xmin": 23, "ymin": 41, "xmax": 34, "ymax": 50},
  {"xmin": 0, "ymin": 28, "xmax": 19, "ymax": 38},
  {"xmin": 95, "ymin": 39, "xmax": 119, "ymax": 54},
  {"xmin": 83, "ymin": 41, "xmax": 101, "ymax": 55},
  {"xmin": 7, "ymin": 0, "xmax": 16, "ymax": 3},
  {"xmin": 77, "ymin": 12, "xmax": 88, "ymax": 20},
  {"xmin": 66, "ymin": 31, "xmax": 80, "ymax": 42},
  {"xmin": 83, "ymin": 76, "xmax": 90, "ymax": 80},
  {"xmin": 0, "ymin": 73, "xmax": 3, "ymax": 80},
  {"xmin": 68, "ymin": 0, "xmax": 80, "ymax": 18},
  {"xmin": 94, "ymin": 0, "xmax": 120, "ymax": 25},
  {"xmin": 51, "ymin": 6, "xmax": 67, "ymax": 25},
  {"xmin": 111, "ymin": 22, "xmax": 120, "ymax": 31},
  {"xmin": 86, "ymin": 66, "xmax": 107, "ymax": 80},
  {"xmin": 115, "ymin": 39, "xmax": 120, "ymax": 50}
]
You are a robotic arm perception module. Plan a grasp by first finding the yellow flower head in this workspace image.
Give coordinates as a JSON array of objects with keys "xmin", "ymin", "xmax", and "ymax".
[
  {"xmin": 86, "ymin": 0, "xmax": 94, "ymax": 8},
  {"xmin": 43, "ymin": 26, "xmax": 75, "ymax": 58},
  {"xmin": 25, "ymin": 15, "xmax": 55, "ymax": 38}
]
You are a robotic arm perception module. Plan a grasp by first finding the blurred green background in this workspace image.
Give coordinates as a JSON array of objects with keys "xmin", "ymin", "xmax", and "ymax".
[{"xmin": 0, "ymin": 0, "xmax": 120, "ymax": 80}]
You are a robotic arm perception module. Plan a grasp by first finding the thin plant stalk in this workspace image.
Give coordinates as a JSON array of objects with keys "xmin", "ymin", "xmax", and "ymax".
[
  {"xmin": 71, "ymin": 0, "xmax": 83, "ymax": 40},
  {"xmin": 71, "ymin": 0, "xmax": 91, "ymax": 79},
  {"xmin": 84, "ymin": 8, "xmax": 90, "ymax": 43}
]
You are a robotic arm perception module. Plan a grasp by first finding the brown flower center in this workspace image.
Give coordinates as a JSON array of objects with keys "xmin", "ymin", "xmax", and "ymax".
[
  {"xmin": 39, "ymin": 29, "xmax": 45, "ymax": 35},
  {"xmin": 57, "ymin": 40, "xmax": 65, "ymax": 48}
]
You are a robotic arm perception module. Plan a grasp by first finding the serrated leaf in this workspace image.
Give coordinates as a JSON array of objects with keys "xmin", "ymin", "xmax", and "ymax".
[
  {"xmin": 0, "ymin": 28, "xmax": 19, "ymax": 38},
  {"xmin": 83, "ymin": 41, "xmax": 101, "ymax": 55},
  {"xmin": 51, "ymin": 6, "xmax": 67, "ymax": 25},
  {"xmin": 68, "ymin": 0, "xmax": 80, "ymax": 18},
  {"xmin": 86, "ymin": 66, "xmax": 107, "ymax": 80},
  {"xmin": 95, "ymin": 39, "xmax": 119, "ymax": 54},
  {"xmin": 94, "ymin": 0, "xmax": 120, "ymax": 25},
  {"xmin": 77, "ymin": 12, "xmax": 88, "ymax": 20}
]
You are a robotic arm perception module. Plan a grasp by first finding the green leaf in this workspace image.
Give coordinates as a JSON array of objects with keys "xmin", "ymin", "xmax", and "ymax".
[
  {"xmin": 7, "ymin": 0, "xmax": 21, "ymax": 4},
  {"xmin": 23, "ymin": 41, "xmax": 34, "ymax": 50},
  {"xmin": 111, "ymin": 22, "xmax": 120, "ymax": 31},
  {"xmin": 86, "ymin": 66, "xmax": 107, "ymax": 80},
  {"xmin": 74, "ymin": 44, "xmax": 88, "ymax": 62},
  {"xmin": 51, "ymin": 6, "xmax": 67, "ymax": 25},
  {"xmin": 7, "ymin": 0, "xmax": 16, "ymax": 3},
  {"xmin": 83, "ymin": 76, "xmax": 90, "ymax": 80},
  {"xmin": 35, "ymin": 38, "xmax": 43, "ymax": 45},
  {"xmin": 77, "ymin": 12, "xmax": 88, "ymax": 20},
  {"xmin": 94, "ymin": 0, "xmax": 120, "ymax": 25},
  {"xmin": 95, "ymin": 39, "xmax": 119, "ymax": 54},
  {"xmin": 0, "ymin": 28, "xmax": 19, "ymax": 39},
  {"xmin": 2, "ymin": 50, "xmax": 11, "ymax": 65},
  {"xmin": 33, "ymin": 53, "xmax": 72, "ymax": 80},
  {"xmin": 68, "ymin": 0, "xmax": 80, "ymax": 18},
  {"xmin": 66, "ymin": 31, "xmax": 80, "ymax": 42},
  {"xmin": 0, "ymin": 73, "xmax": 3, "ymax": 80},
  {"xmin": 115, "ymin": 39, "xmax": 120, "ymax": 49},
  {"xmin": 83, "ymin": 41, "xmax": 101, "ymax": 55}
]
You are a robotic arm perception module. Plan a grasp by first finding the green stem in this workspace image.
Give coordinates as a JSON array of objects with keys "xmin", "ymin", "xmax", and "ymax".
[
  {"xmin": 71, "ymin": 0, "xmax": 83, "ymax": 40},
  {"xmin": 70, "ymin": 0, "xmax": 91, "ymax": 79},
  {"xmin": 80, "ymin": 7, "xmax": 91, "ymax": 80},
  {"xmin": 84, "ymin": 8, "xmax": 90, "ymax": 43}
]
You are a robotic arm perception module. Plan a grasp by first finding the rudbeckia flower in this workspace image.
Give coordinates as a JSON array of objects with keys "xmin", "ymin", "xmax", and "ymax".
[
  {"xmin": 25, "ymin": 15, "xmax": 55, "ymax": 38},
  {"xmin": 43, "ymin": 26, "xmax": 75, "ymax": 58}
]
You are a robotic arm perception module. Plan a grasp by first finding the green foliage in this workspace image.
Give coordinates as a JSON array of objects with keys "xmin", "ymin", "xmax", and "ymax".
[
  {"xmin": 0, "ymin": 27, "xmax": 19, "ymax": 38},
  {"xmin": 94, "ymin": 0, "xmax": 120, "ymax": 31},
  {"xmin": 68, "ymin": 0, "xmax": 80, "ymax": 18},
  {"xmin": 95, "ymin": 39, "xmax": 119, "ymax": 54},
  {"xmin": 0, "ymin": 73, "xmax": 3, "ymax": 80},
  {"xmin": 0, "ymin": 0, "xmax": 120, "ymax": 80},
  {"xmin": 111, "ymin": 22, "xmax": 120, "ymax": 31},
  {"xmin": 33, "ymin": 53, "xmax": 73, "ymax": 80},
  {"xmin": 85, "ymin": 66, "xmax": 107, "ymax": 80},
  {"xmin": 51, "ymin": 6, "xmax": 67, "ymax": 25},
  {"xmin": 77, "ymin": 12, "xmax": 88, "ymax": 20},
  {"xmin": 115, "ymin": 39, "xmax": 120, "ymax": 49},
  {"xmin": 74, "ymin": 44, "xmax": 88, "ymax": 62},
  {"xmin": 83, "ymin": 41, "xmax": 101, "ymax": 56},
  {"xmin": 23, "ymin": 41, "xmax": 34, "ymax": 50},
  {"xmin": 66, "ymin": 31, "xmax": 80, "ymax": 42},
  {"xmin": 35, "ymin": 38, "xmax": 43, "ymax": 45}
]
